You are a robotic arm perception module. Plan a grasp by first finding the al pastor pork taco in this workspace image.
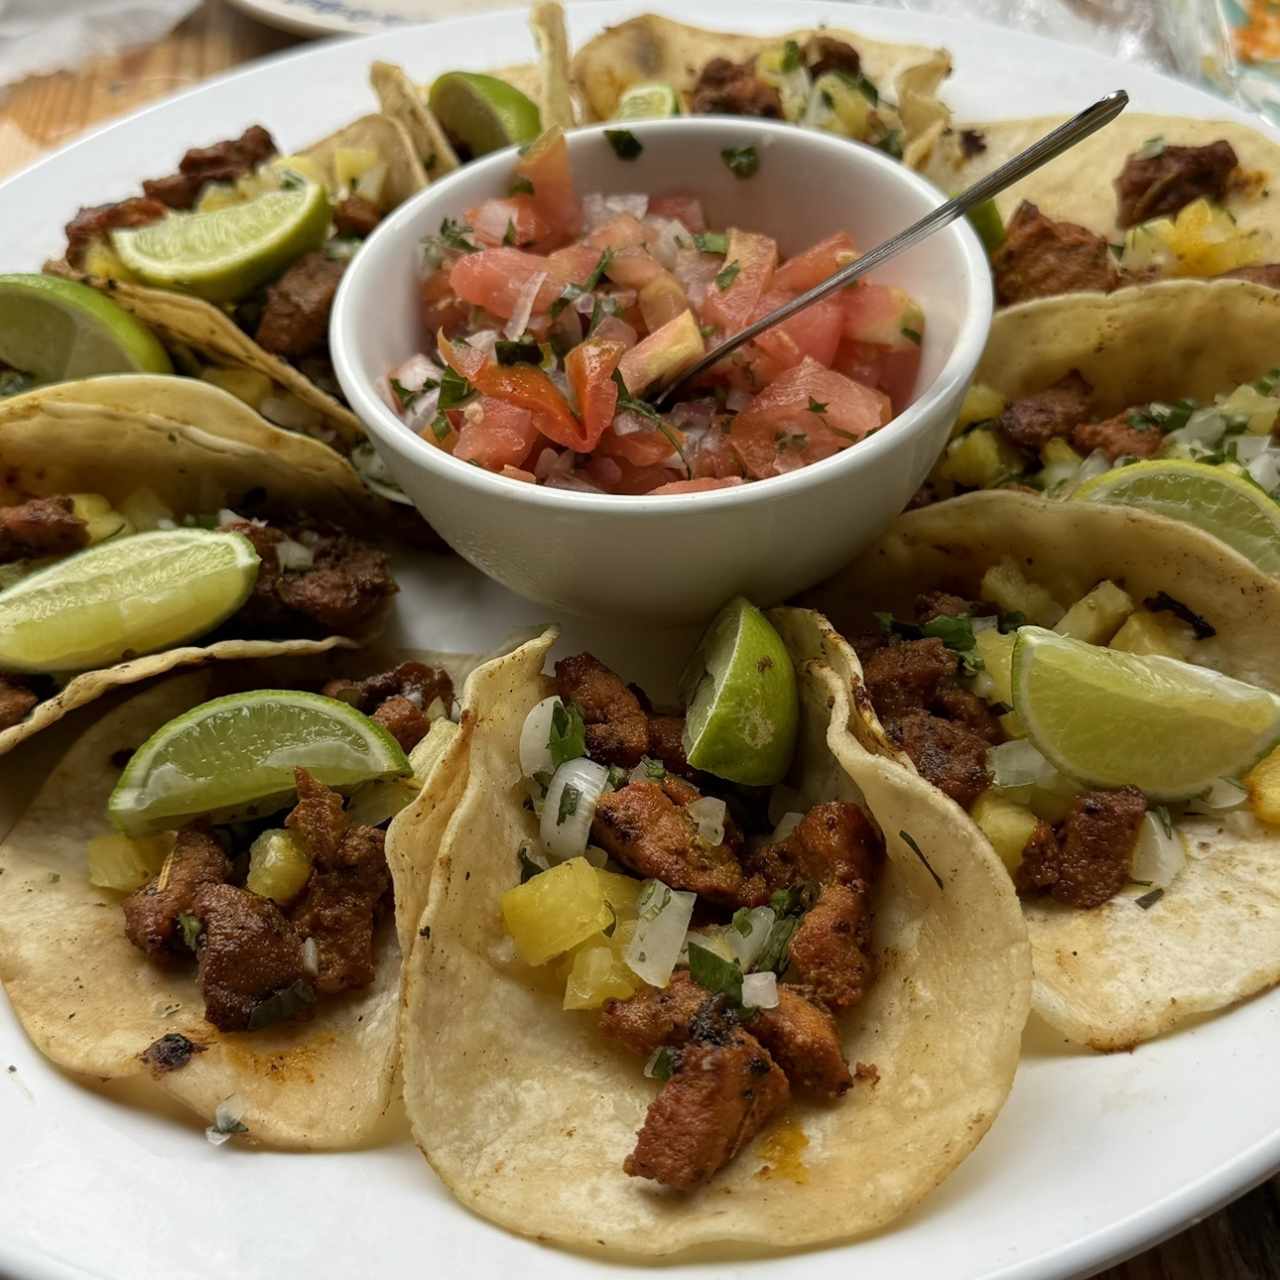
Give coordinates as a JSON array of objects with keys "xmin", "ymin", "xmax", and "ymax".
[
  {"xmin": 0, "ymin": 382, "xmax": 400, "ymax": 756},
  {"xmin": 920, "ymin": 113, "xmax": 1280, "ymax": 305},
  {"xmin": 923, "ymin": 279, "xmax": 1280, "ymax": 574},
  {"xmin": 571, "ymin": 14, "xmax": 952, "ymax": 168},
  {"xmin": 45, "ymin": 113, "xmax": 426, "ymax": 485},
  {"xmin": 0, "ymin": 652, "xmax": 465, "ymax": 1146},
  {"xmin": 805, "ymin": 490, "xmax": 1280, "ymax": 1050},
  {"xmin": 399, "ymin": 617, "xmax": 1030, "ymax": 1254}
]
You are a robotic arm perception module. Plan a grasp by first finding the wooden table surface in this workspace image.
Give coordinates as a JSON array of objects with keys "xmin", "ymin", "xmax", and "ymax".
[{"xmin": 0, "ymin": 2, "xmax": 1278, "ymax": 1276}]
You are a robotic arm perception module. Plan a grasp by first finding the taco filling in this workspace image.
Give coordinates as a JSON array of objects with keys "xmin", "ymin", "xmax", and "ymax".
[
  {"xmin": 500, "ymin": 651, "xmax": 883, "ymax": 1188},
  {"xmin": 388, "ymin": 128, "xmax": 921, "ymax": 493},
  {"xmin": 0, "ymin": 489, "xmax": 396, "ymax": 732}
]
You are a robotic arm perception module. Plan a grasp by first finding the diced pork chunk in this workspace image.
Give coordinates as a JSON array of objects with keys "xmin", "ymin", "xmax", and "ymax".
[
  {"xmin": 888, "ymin": 711, "xmax": 992, "ymax": 809},
  {"xmin": 749, "ymin": 985, "xmax": 851, "ymax": 1097},
  {"xmin": 804, "ymin": 35, "xmax": 861, "ymax": 77},
  {"xmin": 555, "ymin": 652, "xmax": 650, "ymax": 767},
  {"xmin": 996, "ymin": 370, "xmax": 1093, "ymax": 452},
  {"xmin": 334, "ymin": 195, "xmax": 382, "ymax": 239},
  {"xmin": 64, "ymin": 197, "xmax": 168, "ymax": 266},
  {"xmin": 122, "ymin": 826, "xmax": 230, "ymax": 962},
  {"xmin": 1114, "ymin": 140, "xmax": 1237, "ymax": 228},
  {"xmin": 992, "ymin": 201, "xmax": 1122, "ymax": 305},
  {"xmin": 255, "ymin": 251, "xmax": 347, "ymax": 359},
  {"xmin": 0, "ymin": 675, "xmax": 38, "ymax": 731},
  {"xmin": 690, "ymin": 57, "xmax": 783, "ymax": 117},
  {"xmin": 863, "ymin": 636, "xmax": 956, "ymax": 721},
  {"xmin": 1071, "ymin": 412, "xmax": 1164, "ymax": 461},
  {"xmin": 750, "ymin": 801, "xmax": 884, "ymax": 892},
  {"xmin": 0, "ymin": 496, "xmax": 88, "ymax": 564},
  {"xmin": 598, "ymin": 970, "xmax": 710, "ymax": 1055},
  {"xmin": 787, "ymin": 882, "xmax": 875, "ymax": 1010}
]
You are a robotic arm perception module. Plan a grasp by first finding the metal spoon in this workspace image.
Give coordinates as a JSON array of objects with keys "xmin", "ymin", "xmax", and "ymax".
[{"xmin": 655, "ymin": 89, "xmax": 1129, "ymax": 405}]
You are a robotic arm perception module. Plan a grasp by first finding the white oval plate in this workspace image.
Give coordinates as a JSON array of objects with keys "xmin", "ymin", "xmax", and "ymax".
[
  {"xmin": 225, "ymin": 0, "xmax": 521, "ymax": 37},
  {"xmin": 2, "ymin": 4, "xmax": 1279, "ymax": 1278}
]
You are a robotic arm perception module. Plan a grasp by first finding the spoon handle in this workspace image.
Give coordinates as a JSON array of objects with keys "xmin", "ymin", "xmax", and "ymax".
[{"xmin": 656, "ymin": 89, "xmax": 1129, "ymax": 405}]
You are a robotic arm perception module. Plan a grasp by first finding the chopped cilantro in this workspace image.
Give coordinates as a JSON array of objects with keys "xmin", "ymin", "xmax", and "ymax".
[
  {"xmin": 549, "ymin": 249, "xmax": 613, "ymax": 318},
  {"xmin": 836, "ymin": 69, "xmax": 879, "ymax": 104},
  {"xmin": 605, "ymin": 129, "xmax": 643, "ymax": 160},
  {"xmin": 720, "ymin": 145, "xmax": 760, "ymax": 179},
  {"xmin": 438, "ymin": 217, "xmax": 477, "ymax": 253},
  {"xmin": 1135, "ymin": 887, "xmax": 1165, "ymax": 910},
  {"xmin": 177, "ymin": 913, "xmax": 202, "ymax": 951},
  {"xmin": 247, "ymin": 979, "xmax": 316, "ymax": 1030},
  {"xmin": 611, "ymin": 369, "xmax": 692, "ymax": 479},
  {"xmin": 715, "ymin": 260, "xmax": 741, "ymax": 290},
  {"xmin": 389, "ymin": 377, "xmax": 416, "ymax": 409},
  {"xmin": 518, "ymin": 845, "xmax": 547, "ymax": 883},
  {"xmin": 693, "ymin": 231, "xmax": 728, "ymax": 255},
  {"xmin": 900, "ymin": 829, "xmax": 943, "ymax": 891},
  {"xmin": 781, "ymin": 38, "xmax": 803, "ymax": 72},
  {"xmin": 502, "ymin": 218, "xmax": 518, "ymax": 246},
  {"xmin": 997, "ymin": 611, "xmax": 1026, "ymax": 634},
  {"xmin": 557, "ymin": 782, "xmax": 581, "ymax": 825},
  {"xmin": 510, "ymin": 175, "xmax": 535, "ymax": 196},
  {"xmin": 495, "ymin": 337, "xmax": 543, "ymax": 366},
  {"xmin": 438, "ymin": 365, "xmax": 476, "ymax": 412},
  {"xmin": 1144, "ymin": 591, "xmax": 1215, "ymax": 640},
  {"xmin": 876, "ymin": 130, "xmax": 904, "ymax": 160},
  {"xmin": 687, "ymin": 941, "xmax": 744, "ymax": 1004},
  {"xmin": 639, "ymin": 755, "xmax": 667, "ymax": 780},
  {"xmin": 605, "ymin": 764, "xmax": 627, "ymax": 790},
  {"xmin": 647, "ymin": 1045, "xmax": 677, "ymax": 1081},
  {"xmin": 873, "ymin": 611, "xmax": 983, "ymax": 674},
  {"xmin": 754, "ymin": 915, "xmax": 800, "ymax": 975},
  {"xmin": 430, "ymin": 414, "xmax": 452, "ymax": 441},
  {"xmin": 901, "ymin": 327, "xmax": 922, "ymax": 345},
  {"xmin": 807, "ymin": 397, "xmax": 829, "ymax": 415},
  {"xmin": 549, "ymin": 699, "xmax": 587, "ymax": 769}
]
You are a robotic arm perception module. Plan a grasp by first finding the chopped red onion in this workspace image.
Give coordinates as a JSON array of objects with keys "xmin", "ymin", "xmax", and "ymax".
[{"xmin": 505, "ymin": 273, "xmax": 547, "ymax": 340}]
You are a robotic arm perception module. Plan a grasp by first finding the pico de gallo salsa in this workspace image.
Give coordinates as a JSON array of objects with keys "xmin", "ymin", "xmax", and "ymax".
[{"xmin": 382, "ymin": 128, "xmax": 924, "ymax": 495}]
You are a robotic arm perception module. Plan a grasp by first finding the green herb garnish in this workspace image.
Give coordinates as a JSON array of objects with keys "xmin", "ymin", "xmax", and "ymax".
[
  {"xmin": 715, "ymin": 260, "xmax": 741, "ymax": 290},
  {"xmin": 693, "ymin": 231, "xmax": 728, "ymax": 255},
  {"xmin": 510, "ymin": 175, "xmax": 535, "ymax": 195},
  {"xmin": 605, "ymin": 129, "xmax": 643, "ymax": 160},
  {"xmin": 177, "ymin": 913, "xmax": 202, "ymax": 951},
  {"xmin": 721, "ymin": 145, "xmax": 760, "ymax": 179},
  {"xmin": 557, "ymin": 783, "xmax": 581, "ymax": 825},
  {"xmin": 549, "ymin": 249, "xmax": 614, "ymax": 318},
  {"xmin": 781, "ymin": 39, "xmax": 803, "ymax": 71},
  {"xmin": 647, "ymin": 1045, "xmax": 677, "ymax": 1080},
  {"xmin": 808, "ymin": 397, "xmax": 829, "ymax": 415},
  {"xmin": 549, "ymin": 699, "xmax": 587, "ymax": 769},
  {"xmin": 247, "ymin": 979, "xmax": 316, "ymax": 1031},
  {"xmin": 495, "ymin": 337, "xmax": 543, "ymax": 366},
  {"xmin": 901, "ymin": 327, "xmax": 922, "ymax": 345},
  {"xmin": 610, "ymin": 369, "xmax": 692, "ymax": 479},
  {"xmin": 900, "ymin": 828, "xmax": 943, "ymax": 891},
  {"xmin": 686, "ymin": 941, "xmax": 744, "ymax": 1004},
  {"xmin": 502, "ymin": 218, "xmax": 518, "ymax": 246},
  {"xmin": 438, "ymin": 365, "xmax": 476, "ymax": 412},
  {"xmin": 439, "ymin": 217, "xmax": 477, "ymax": 253},
  {"xmin": 518, "ymin": 845, "xmax": 547, "ymax": 882}
]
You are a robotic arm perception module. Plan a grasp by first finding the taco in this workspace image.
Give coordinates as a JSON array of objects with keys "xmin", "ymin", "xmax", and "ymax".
[
  {"xmin": 921, "ymin": 279, "xmax": 1280, "ymax": 572},
  {"xmin": 570, "ymin": 14, "xmax": 952, "ymax": 169},
  {"xmin": 0, "ymin": 650, "xmax": 466, "ymax": 1146},
  {"xmin": 804, "ymin": 490, "xmax": 1280, "ymax": 1051},
  {"xmin": 920, "ymin": 113, "xmax": 1280, "ymax": 305},
  {"xmin": 0, "ymin": 382, "xmax": 400, "ymax": 756},
  {"xmin": 44, "ymin": 113, "xmax": 426, "ymax": 475},
  {"xmin": 371, "ymin": 0, "xmax": 575, "ymax": 176},
  {"xmin": 399, "ymin": 622, "xmax": 1029, "ymax": 1254}
]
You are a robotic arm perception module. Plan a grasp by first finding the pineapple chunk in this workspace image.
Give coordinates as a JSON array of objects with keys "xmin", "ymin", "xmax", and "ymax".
[
  {"xmin": 1246, "ymin": 746, "xmax": 1280, "ymax": 827},
  {"xmin": 595, "ymin": 868, "xmax": 642, "ymax": 922},
  {"xmin": 502, "ymin": 856, "xmax": 612, "ymax": 965},
  {"xmin": 1219, "ymin": 382, "xmax": 1280, "ymax": 436},
  {"xmin": 87, "ymin": 832, "xmax": 171, "ymax": 892},
  {"xmin": 999, "ymin": 709, "xmax": 1027, "ymax": 740},
  {"xmin": 973, "ymin": 630, "xmax": 1015, "ymax": 705},
  {"xmin": 809, "ymin": 72, "xmax": 872, "ymax": 139},
  {"xmin": 81, "ymin": 240, "xmax": 137, "ymax": 283},
  {"xmin": 936, "ymin": 427, "xmax": 1025, "ymax": 489},
  {"xmin": 246, "ymin": 829, "xmax": 312, "ymax": 904},
  {"xmin": 200, "ymin": 365, "xmax": 273, "ymax": 409},
  {"xmin": 195, "ymin": 182, "xmax": 242, "ymax": 213},
  {"xmin": 954, "ymin": 383, "xmax": 1007, "ymax": 434},
  {"xmin": 1054, "ymin": 580, "xmax": 1135, "ymax": 645},
  {"xmin": 334, "ymin": 146, "xmax": 379, "ymax": 192},
  {"xmin": 118, "ymin": 487, "xmax": 175, "ymax": 532},
  {"xmin": 271, "ymin": 154, "xmax": 324, "ymax": 188},
  {"xmin": 1169, "ymin": 198, "xmax": 1263, "ymax": 277},
  {"xmin": 1040, "ymin": 437, "xmax": 1083, "ymax": 468},
  {"xmin": 980, "ymin": 560, "xmax": 1064, "ymax": 626},
  {"xmin": 69, "ymin": 493, "xmax": 130, "ymax": 545},
  {"xmin": 354, "ymin": 161, "xmax": 388, "ymax": 207},
  {"xmin": 562, "ymin": 922, "xmax": 637, "ymax": 1010},
  {"xmin": 1109, "ymin": 609, "xmax": 1196, "ymax": 660},
  {"xmin": 971, "ymin": 790, "xmax": 1039, "ymax": 875}
]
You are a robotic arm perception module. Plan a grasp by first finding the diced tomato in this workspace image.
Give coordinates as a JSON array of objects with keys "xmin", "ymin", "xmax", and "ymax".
[
  {"xmin": 647, "ymin": 194, "xmax": 706, "ymax": 233},
  {"xmin": 699, "ymin": 229, "xmax": 777, "ymax": 335},
  {"xmin": 584, "ymin": 453, "xmax": 680, "ymax": 494},
  {"xmin": 603, "ymin": 246, "xmax": 666, "ymax": 289},
  {"xmin": 840, "ymin": 283, "xmax": 924, "ymax": 349},
  {"xmin": 565, "ymin": 338, "xmax": 626, "ymax": 451},
  {"xmin": 617, "ymin": 309, "xmax": 703, "ymax": 397},
  {"xmin": 671, "ymin": 246, "xmax": 722, "ymax": 309},
  {"xmin": 727, "ymin": 357, "xmax": 892, "ymax": 479},
  {"xmin": 454, "ymin": 397, "xmax": 540, "ymax": 471},
  {"xmin": 514, "ymin": 127, "xmax": 582, "ymax": 243},
  {"xmin": 638, "ymin": 272, "xmax": 689, "ymax": 331},
  {"xmin": 685, "ymin": 423, "xmax": 743, "ymax": 480},
  {"xmin": 586, "ymin": 214, "xmax": 654, "ymax": 251},
  {"xmin": 437, "ymin": 331, "xmax": 491, "ymax": 379},
  {"xmin": 502, "ymin": 465, "xmax": 537, "ymax": 483},
  {"xmin": 597, "ymin": 421, "xmax": 681, "ymax": 468},
  {"xmin": 547, "ymin": 242, "xmax": 605, "ymax": 282},
  {"xmin": 591, "ymin": 314, "xmax": 638, "ymax": 348},
  {"xmin": 649, "ymin": 476, "xmax": 744, "ymax": 495},
  {"xmin": 449, "ymin": 247, "xmax": 571, "ymax": 319},
  {"xmin": 420, "ymin": 269, "xmax": 470, "ymax": 339},
  {"xmin": 473, "ymin": 362, "xmax": 585, "ymax": 450},
  {"xmin": 465, "ymin": 196, "xmax": 553, "ymax": 249},
  {"xmin": 773, "ymin": 232, "xmax": 859, "ymax": 292},
  {"xmin": 834, "ymin": 339, "xmax": 922, "ymax": 414},
  {"xmin": 749, "ymin": 288, "xmax": 843, "ymax": 377}
]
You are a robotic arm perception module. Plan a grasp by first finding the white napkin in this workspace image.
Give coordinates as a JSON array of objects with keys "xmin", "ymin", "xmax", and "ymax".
[{"xmin": 0, "ymin": 0, "xmax": 199, "ymax": 87}]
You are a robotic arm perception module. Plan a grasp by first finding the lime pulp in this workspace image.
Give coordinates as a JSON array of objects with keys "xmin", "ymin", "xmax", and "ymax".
[
  {"xmin": 613, "ymin": 82, "xmax": 682, "ymax": 120},
  {"xmin": 427, "ymin": 72, "xmax": 542, "ymax": 157}
]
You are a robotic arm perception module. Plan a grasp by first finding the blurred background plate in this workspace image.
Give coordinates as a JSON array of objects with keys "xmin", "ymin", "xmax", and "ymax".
[{"xmin": 225, "ymin": 0, "xmax": 521, "ymax": 36}]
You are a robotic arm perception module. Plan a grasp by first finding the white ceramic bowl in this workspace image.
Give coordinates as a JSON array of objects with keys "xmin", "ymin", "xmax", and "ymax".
[{"xmin": 332, "ymin": 117, "xmax": 992, "ymax": 623}]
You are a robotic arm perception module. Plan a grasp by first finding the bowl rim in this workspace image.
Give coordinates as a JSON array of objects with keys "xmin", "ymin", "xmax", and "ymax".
[{"xmin": 331, "ymin": 115, "xmax": 993, "ymax": 515}]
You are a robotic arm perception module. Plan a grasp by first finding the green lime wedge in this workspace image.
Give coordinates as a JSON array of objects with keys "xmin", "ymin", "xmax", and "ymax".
[
  {"xmin": 0, "ymin": 528, "xmax": 260, "ymax": 675},
  {"xmin": 1073, "ymin": 459, "xmax": 1280, "ymax": 575},
  {"xmin": 680, "ymin": 596, "xmax": 799, "ymax": 786},
  {"xmin": 0, "ymin": 273, "xmax": 172, "ymax": 384},
  {"xmin": 427, "ymin": 72, "xmax": 542, "ymax": 157},
  {"xmin": 110, "ymin": 179, "xmax": 331, "ymax": 304},
  {"xmin": 1011, "ymin": 625, "xmax": 1280, "ymax": 800},
  {"xmin": 613, "ymin": 82, "xmax": 682, "ymax": 120},
  {"xmin": 966, "ymin": 198, "xmax": 1005, "ymax": 254},
  {"xmin": 109, "ymin": 689, "xmax": 412, "ymax": 835}
]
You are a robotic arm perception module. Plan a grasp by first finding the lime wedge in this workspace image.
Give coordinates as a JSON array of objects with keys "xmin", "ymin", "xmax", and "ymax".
[
  {"xmin": 1011, "ymin": 625, "xmax": 1280, "ymax": 800},
  {"xmin": 966, "ymin": 198, "xmax": 1005, "ymax": 253},
  {"xmin": 427, "ymin": 72, "xmax": 542, "ymax": 156},
  {"xmin": 680, "ymin": 596, "xmax": 799, "ymax": 786},
  {"xmin": 0, "ymin": 528, "xmax": 259, "ymax": 674},
  {"xmin": 110, "ymin": 179, "xmax": 331, "ymax": 303},
  {"xmin": 109, "ymin": 689, "xmax": 412, "ymax": 835},
  {"xmin": 613, "ymin": 82, "xmax": 682, "ymax": 120},
  {"xmin": 1074, "ymin": 459, "xmax": 1280, "ymax": 575},
  {"xmin": 0, "ymin": 273, "xmax": 172, "ymax": 383}
]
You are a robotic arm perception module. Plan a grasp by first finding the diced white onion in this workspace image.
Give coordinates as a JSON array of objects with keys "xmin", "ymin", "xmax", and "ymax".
[
  {"xmin": 426, "ymin": 696, "xmax": 446, "ymax": 720},
  {"xmin": 1130, "ymin": 811, "xmax": 1187, "ymax": 890},
  {"xmin": 723, "ymin": 906, "xmax": 775, "ymax": 970},
  {"xmin": 742, "ymin": 971, "xmax": 779, "ymax": 1010},
  {"xmin": 583, "ymin": 191, "xmax": 648, "ymax": 229},
  {"xmin": 1186, "ymin": 777, "xmax": 1249, "ymax": 814},
  {"xmin": 546, "ymin": 472, "xmax": 604, "ymax": 493},
  {"xmin": 725, "ymin": 387, "xmax": 753, "ymax": 413},
  {"xmin": 611, "ymin": 409, "xmax": 652, "ymax": 437},
  {"xmin": 275, "ymin": 538, "xmax": 314, "ymax": 571},
  {"xmin": 647, "ymin": 216, "xmax": 688, "ymax": 270},
  {"xmin": 625, "ymin": 880, "xmax": 696, "ymax": 987},
  {"xmin": 1248, "ymin": 449, "xmax": 1280, "ymax": 495},
  {"xmin": 1232, "ymin": 434, "xmax": 1270, "ymax": 463},
  {"xmin": 405, "ymin": 386, "xmax": 443, "ymax": 434},
  {"xmin": 971, "ymin": 615, "xmax": 999, "ymax": 633},
  {"xmin": 205, "ymin": 1094, "xmax": 248, "ymax": 1146},
  {"xmin": 1164, "ymin": 407, "xmax": 1229, "ymax": 452},
  {"xmin": 686, "ymin": 796, "xmax": 726, "ymax": 846},
  {"xmin": 1061, "ymin": 449, "xmax": 1112, "ymax": 496},
  {"xmin": 771, "ymin": 811, "xmax": 804, "ymax": 842},
  {"xmin": 519, "ymin": 696, "xmax": 565, "ymax": 778},
  {"xmin": 301, "ymin": 936, "xmax": 319, "ymax": 976},
  {"xmin": 582, "ymin": 844, "xmax": 609, "ymax": 868},
  {"xmin": 573, "ymin": 290, "xmax": 598, "ymax": 316},
  {"xmin": 540, "ymin": 758, "xmax": 610, "ymax": 863},
  {"xmin": 394, "ymin": 353, "xmax": 443, "ymax": 393},
  {"xmin": 643, "ymin": 1046, "xmax": 672, "ymax": 1078},
  {"xmin": 988, "ymin": 739, "xmax": 1059, "ymax": 790},
  {"xmin": 505, "ymin": 272, "xmax": 547, "ymax": 340},
  {"xmin": 216, "ymin": 508, "xmax": 244, "ymax": 527}
]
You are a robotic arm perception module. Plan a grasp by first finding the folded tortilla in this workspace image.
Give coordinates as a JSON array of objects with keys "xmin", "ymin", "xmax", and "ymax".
[
  {"xmin": 804, "ymin": 490, "xmax": 1280, "ymax": 1050},
  {"xmin": 399, "ymin": 622, "xmax": 1030, "ymax": 1255}
]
